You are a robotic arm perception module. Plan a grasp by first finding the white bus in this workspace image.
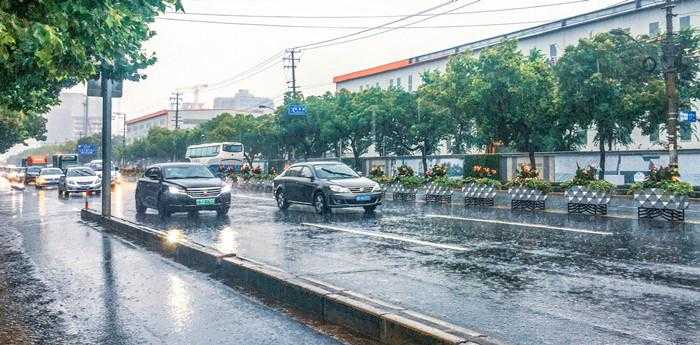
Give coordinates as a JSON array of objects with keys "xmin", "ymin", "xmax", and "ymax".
[{"xmin": 185, "ymin": 142, "xmax": 245, "ymax": 174}]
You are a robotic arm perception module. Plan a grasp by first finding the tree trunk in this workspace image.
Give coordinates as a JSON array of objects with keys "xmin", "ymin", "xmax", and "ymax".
[
  {"xmin": 599, "ymin": 139, "xmax": 606, "ymax": 180},
  {"xmin": 528, "ymin": 149, "xmax": 536, "ymax": 171},
  {"xmin": 245, "ymin": 153, "xmax": 254, "ymax": 169},
  {"xmin": 420, "ymin": 146, "xmax": 428, "ymax": 176}
]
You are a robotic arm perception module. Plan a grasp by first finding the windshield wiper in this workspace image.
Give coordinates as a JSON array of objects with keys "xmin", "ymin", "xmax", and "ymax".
[{"xmin": 321, "ymin": 168, "xmax": 354, "ymax": 177}]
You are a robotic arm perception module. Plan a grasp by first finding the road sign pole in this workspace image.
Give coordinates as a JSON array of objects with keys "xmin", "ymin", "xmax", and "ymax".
[{"xmin": 101, "ymin": 70, "xmax": 112, "ymax": 218}]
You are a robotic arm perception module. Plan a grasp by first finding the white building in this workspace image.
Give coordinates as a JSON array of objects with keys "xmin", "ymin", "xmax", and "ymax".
[
  {"xmin": 126, "ymin": 107, "xmax": 267, "ymax": 141},
  {"xmin": 333, "ymin": 0, "xmax": 700, "ymax": 152},
  {"xmin": 44, "ymin": 93, "xmax": 104, "ymax": 143}
]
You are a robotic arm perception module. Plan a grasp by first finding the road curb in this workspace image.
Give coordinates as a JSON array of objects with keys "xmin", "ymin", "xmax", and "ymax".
[{"xmin": 81, "ymin": 209, "xmax": 504, "ymax": 345}]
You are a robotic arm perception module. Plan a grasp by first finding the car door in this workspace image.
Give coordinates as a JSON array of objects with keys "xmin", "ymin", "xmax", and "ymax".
[
  {"xmin": 282, "ymin": 166, "xmax": 302, "ymax": 202},
  {"xmin": 140, "ymin": 167, "xmax": 162, "ymax": 208},
  {"xmin": 298, "ymin": 166, "xmax": 316, "ymax": 204}
]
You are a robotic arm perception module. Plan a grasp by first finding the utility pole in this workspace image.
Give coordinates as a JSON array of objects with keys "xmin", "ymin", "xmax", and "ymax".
[
  {"xmin": 663, "ymin": 0, "xmax": 679, "ymax": 168},
  {"xmin": 284, "ymin": 49, "xmax": 300, "ymax": 99},
  {"xmin": 101, "ymin": 70, "xmax": 112, "ymax": 218},
  {"xmin": 170, "ymin": 92, "xmax": 183, "ymax": 129}
]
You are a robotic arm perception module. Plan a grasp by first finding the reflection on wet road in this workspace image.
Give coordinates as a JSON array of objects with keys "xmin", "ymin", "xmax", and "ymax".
[{"xmin": 20, "ymin": 181, "xmax": 700, "ymax": 344}]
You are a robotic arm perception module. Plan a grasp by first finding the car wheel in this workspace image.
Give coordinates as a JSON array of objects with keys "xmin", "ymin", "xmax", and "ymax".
[
  {"xmin": 275, "ymin": 189, "xmax": 290, "ymax": 210},
  {"xmin": 363, "ymin": 205, "xmax": 377, "ymax": 213},
  {"xmin": 158, "ymin": 196, "xmax": 171, "ymax": 218},
  {"xmin": 135, "ymin": 198, "xmax": 146, "ymax": 215},
  {"xmin": 216, "ymin": 206, "xmax": 229, "ymax": 217},
  {"xmin": 313, "ymin": 192, "xmax": 329, "ymax": 214}
]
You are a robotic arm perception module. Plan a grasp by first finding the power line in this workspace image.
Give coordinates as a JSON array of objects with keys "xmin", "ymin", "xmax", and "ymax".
[
  {"xmin": 204, "ymin": 51, "xmax": 284, "ymax": 91},
  {"xmin": 157, "ymin": 16, "xmax": 551, "ymax": 29},
  {"xmin": 302, "ymin": 0, "xmax": 482, "ymax": 51},
  {"xmin": 294, "ymin": 0, "xmax": 475, "ymax": 50},
  {"xmin": 164, "ymin": 0, "xmax": 588, "ymax": 19}
]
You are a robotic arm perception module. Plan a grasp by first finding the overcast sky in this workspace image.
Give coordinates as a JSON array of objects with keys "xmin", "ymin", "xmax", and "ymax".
[{"xmin": 100, "ymin": 0, "xmax": 626, "ymax": 118}]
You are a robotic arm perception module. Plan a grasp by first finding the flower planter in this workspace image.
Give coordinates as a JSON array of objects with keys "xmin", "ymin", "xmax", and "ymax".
[
  {"xmin": 565, "ymin": 186, "xmax": 611, "ymax": 215},
  {"xmin": 508, "ymin": 187, "xmax": 547, "ymax": 211},
  {"xmin": 393, "ymin": 186, "xmax": 417, "ymax": 202},
  {"xmin": 634, "ymin": 188, "xmax": 689, "ymax": 222},
  {"xmin": 463, "ymin": 183, "xmax": 496, "ymax": 207},
  {"xmin": 425, "ymin": 185, "xmax": 453, "ymax": 204}
]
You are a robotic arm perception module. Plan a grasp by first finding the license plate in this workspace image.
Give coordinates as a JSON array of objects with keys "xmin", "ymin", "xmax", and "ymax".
[
  {"xmin": 196, "ymin": 198, "xmax": 216, "ymax": 206},
  {"xmin": 355, "ymin": 195, "xmax": 371, "ymax": 202}
]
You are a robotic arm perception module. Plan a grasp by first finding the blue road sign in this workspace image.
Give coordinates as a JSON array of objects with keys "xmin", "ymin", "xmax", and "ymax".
[
  {"xmin": 287, "ymin": 104, "xmax": 307, "ymax": 116},
  {"xmin": 77, "ymin": 144, "xmax": 97, "ymax": 155},
  {"xmin": 679, "ymin": 110, "xmax": 697, "ymax": 123}
]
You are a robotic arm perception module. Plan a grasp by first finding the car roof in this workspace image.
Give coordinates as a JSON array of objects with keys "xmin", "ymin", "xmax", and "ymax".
[{"xmin": 291, "ymin": 161, "xmax": 345, "ymax": 168}]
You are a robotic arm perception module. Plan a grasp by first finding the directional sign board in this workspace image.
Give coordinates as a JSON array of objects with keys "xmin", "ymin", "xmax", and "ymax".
[
  {"xmin": 287, "ymin": 104, "xmax": 307, "ymax": 116},
  {"xmin": 679, "ymin": 110, "xmax": 697, "ymax": 123},
  {"xmin": 77, "ymin": 144, "xmax": 97, "ymax": 156},
  {"xmin": 87, "ymin": 78, "xmax": 123, "ymax": 98}
]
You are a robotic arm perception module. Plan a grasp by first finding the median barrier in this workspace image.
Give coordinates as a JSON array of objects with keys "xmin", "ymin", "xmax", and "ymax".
[{"xmin": 80, "ymin": 208, "xmax": 502, "ymax": 345}]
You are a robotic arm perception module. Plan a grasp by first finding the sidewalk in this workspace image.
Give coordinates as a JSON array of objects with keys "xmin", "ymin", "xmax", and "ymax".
[{"xmin": 0, "ymin": 183, "xmax": 343, "ymax": 345}]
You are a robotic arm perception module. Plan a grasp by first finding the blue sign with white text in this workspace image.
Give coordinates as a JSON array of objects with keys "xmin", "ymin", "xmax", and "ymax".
[
  {"xmin": 679, "ymin": 110, "xmax": 697, "ymax": 123},
  {"xmin": 77, "ymin": 144, "xmax": 97, "ymax": 155},
  {"xmin": 287, "ymin": 104, "xmax": 307, "ymax": 116}
]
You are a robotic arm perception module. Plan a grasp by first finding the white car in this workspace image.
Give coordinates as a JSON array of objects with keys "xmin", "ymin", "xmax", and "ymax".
[
  {"xmin": 35, "ymin": 168, "xmax": 63, "ymax": 189},
  {"xmin": 89, "ymin": 162, "xmax": 121, "ymax": 185},
  {"xmin": 58, "ymin": 167, "xmax": 101, "ymax": 197}
]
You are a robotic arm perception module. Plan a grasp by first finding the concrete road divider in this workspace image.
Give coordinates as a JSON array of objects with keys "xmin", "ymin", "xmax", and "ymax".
[{"xmin": 81, "ymin": 209, "xmax": 504, "ymax": 345}]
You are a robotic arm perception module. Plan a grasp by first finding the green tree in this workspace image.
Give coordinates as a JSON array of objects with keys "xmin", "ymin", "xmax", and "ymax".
[
  {"xmin": 203, "ymin": 113, "xmax": 280, "ymax": 168},
  {"xmin": 278, "ymin": 93, "xmax": 335, "ymax": 160},
  {"xmin": 556, "ymin": 33, "xmax": 658, "ymax": 178},
  {"xmin": 0, "ymin": 109, "xmax": 46, "ymax": 153},
  {"xmin": 327, "ymin": 89, "xmax": 375, "ymax": 170},
  {"xmin": 473, "ymin": 41, "xmax": 559, "ymax": 168}
]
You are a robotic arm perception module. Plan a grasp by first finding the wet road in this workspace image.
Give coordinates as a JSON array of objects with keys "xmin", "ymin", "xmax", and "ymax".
[
  {"xmin": 0, "ymin": 180, "xmax": 343, "ymax": 345},
  {"xmin": 7, "ymin": 180, "xmax": 700, "ymax": 345}
]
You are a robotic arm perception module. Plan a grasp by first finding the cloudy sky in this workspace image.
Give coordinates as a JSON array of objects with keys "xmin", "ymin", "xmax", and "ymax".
[{"xmin": 108, "ymin": 0, "xmax": 625, "ymax": 118}]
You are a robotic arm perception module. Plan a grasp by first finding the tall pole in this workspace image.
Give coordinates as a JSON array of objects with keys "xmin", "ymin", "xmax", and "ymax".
[
  {"xmin": 101, "ymin": 71, "xmax": 112, "ymax": 218},
  {"xmin": 170, "ymin": 92, "xmax": 182, "ymax": 129},
  {"xmin": 664, "ymin": 0, "xmax": 679, "ymax": 168},
  {"xmin": 284, "ymin": 49, "xmax": 300, "ymax": 99}
]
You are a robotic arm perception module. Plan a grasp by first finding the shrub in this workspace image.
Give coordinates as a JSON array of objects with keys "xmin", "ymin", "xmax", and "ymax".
[
  {"xmin": 561, "ymin": 164, "xmax": 615, "ymax": 193},
  {"xmin": 464, "ymin": 154, "xmax": 499, "ymax": 178},
  {"xmin": 463, "ymin": 176, "xmax": 502, "ymax": 189},
  {"xmin": 515, "ymin": 163, "xmax": 539, "ymax": 179},
  {"xmin": 425, "ymin": 163, "xmax": 448, "ymax": 180},
  {"xmin": 507, "ymin": 164, "xmax": 551, "ymax": 193},
  {"xmin": 398, "ymin": 175, "xmax": 425, "ymax": 189},
  {"xmin": 369, "ymin": 166, "xmax": 384, "ymax": 178},
  {"xmin": 396, "ymin": 165, "xmax": 414, "ymax": 178},
  {"xmin": 629, "ymin": 163, "xmax": 693, "ymax": 196},
  {"xmin": 371, "ymin": 175, "xmax": 394, "ymax": 185},
  {"xmin": 432, "ymin": 176, "xmax": 463, "ymax": 188},
  {"xmin": 471, "ymin": 165, "xmax": 497, "ymax": 178}
]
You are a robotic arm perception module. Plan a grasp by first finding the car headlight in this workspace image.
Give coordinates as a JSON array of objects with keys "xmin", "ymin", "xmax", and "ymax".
[
  {"xmin": 371, "ymin": 183, "xmax": 382, "ymax": 192},
  {"xmin": 221, "ymin": 184, "xmax": 232, "ymax": 193},
  {"xmin": 168, "ymin": 185, "xmax": 186, "ymax": 194},
  {"xmin": 329, "ymin": 184, "xmax": 351, "ymax": 193}
]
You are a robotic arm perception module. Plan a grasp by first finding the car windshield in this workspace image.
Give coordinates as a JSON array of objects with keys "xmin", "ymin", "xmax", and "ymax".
[
  {"xmin": 163, "ymin": 165, "xmax": 215, "ymax": 179},
  {"xmin": 40, "ymin": 168, "xmax": 62, "ymax": 175},
  {"xmin": 314, "ymin": 164, "xmax": 359, "ymax": 179},
  {"xmin": 67, "ymin": 168, "xmax": 95, "ymax": 177},
  {"xmin": 27, "ymin": 167, "xmax": 41, "ymax": 173}
]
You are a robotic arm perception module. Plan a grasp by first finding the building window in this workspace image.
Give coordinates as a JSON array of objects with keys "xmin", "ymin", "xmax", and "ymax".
[
  {"xmin": 649, "ymin": 22, "xmax": 660, "ymax": 36},
  {"xmin": 359, "ymin": 85, "xmax": 363, "ymax": 91},
  {"xmin": 397, "ymin": 77, "xmax": 402, "ymax": 89},
  {"xmin": 680, "ymin": 16, "xmax": 691, "ymax": 30},
  {"xmin": 680, "ymin": 122, "xmax": 692, "ymax": 141},
  {"xmin": 408, "ymin": 74, "xmax": 413, "ymax": 91},
  {"xmin": 649, "ymin": 125, "xmax": 659, "ymax": 142},
  {"xmin": 389, "ymin": 79, "xmax": 394, "ymax": 88}
]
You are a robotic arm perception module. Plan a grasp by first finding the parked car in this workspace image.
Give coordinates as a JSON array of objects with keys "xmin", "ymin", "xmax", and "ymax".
[
  {"xmin": 135, "ymin": 163, "xmax": 231, "ymax": 218},
  {"xmin": 58, "ymin": 167, "xmax": 101, "ymax": 197},
  {"xmin": 24, "ymin": 166, "xmax": 42, "ymax": 184},
  {"xmin": 273, "ymin": 162, "xmax": 383, "ymax": 214},
  {"xmin": 35, "ymin": 168, "xmax": 63, "ymax": 189}
]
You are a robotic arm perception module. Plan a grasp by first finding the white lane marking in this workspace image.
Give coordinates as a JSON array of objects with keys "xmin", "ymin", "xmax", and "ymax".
[
  {"xmin": 425, "ymin": 214, "xmax": 613, "ymax": 236},
  {"xmin": 301, "ymin": 223, "xmax": 471, "ymax": 251},
  {"xmin": 233, "ymin": 194, "xmax": 274, "ymax": 202}
]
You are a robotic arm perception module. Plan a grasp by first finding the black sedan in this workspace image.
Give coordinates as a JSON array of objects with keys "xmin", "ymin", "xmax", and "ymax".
[
  {"xmin": 24, "ymin": 166, "xmax": 42, "ymax": 184},
  {"xmin": 273, "ymin": 162, "xmax": 383, "ymax": 214},
  {"xmin": 135, "ymin": 163, "xmax": 231, "ymax": 218}
]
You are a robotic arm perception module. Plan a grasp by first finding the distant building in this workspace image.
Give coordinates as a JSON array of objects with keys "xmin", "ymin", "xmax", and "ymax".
[
  {"xmin": 333, "ymin": 0, "xmax": 700, "ymax": 152},
  {"xmin": 126, "ymin": 107, "xmax": 266, "ymax": 141},
  {"xmin": 44, "ymin": 93, "xmax": 103, "ymax": 143},
  {"xmin": 213, "ymin": 89, "xmax": 273, "ymax": 111}
]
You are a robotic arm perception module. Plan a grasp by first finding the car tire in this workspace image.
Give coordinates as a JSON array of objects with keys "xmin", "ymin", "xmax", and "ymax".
[
  {"xmin": 216, "ymin": 206, "xmax": 229, "ymax": 217},
  {"xmin": 275, "ymin": 189, "xmax": 290, "ymax": 210},
  {"xmin": 158, "ymin": 196, "xmax": 171, "ymax": 218},
  {"xmin": 135, "ymin": 198, "xmax": 146, "ymax": 215},
  {"xmin": 363, "ymin": 205, "xmax": 377, "ymax": 213},
  {"xmin": 313, "ymin": 192, "xmax": 329, "ymax": 214}
]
